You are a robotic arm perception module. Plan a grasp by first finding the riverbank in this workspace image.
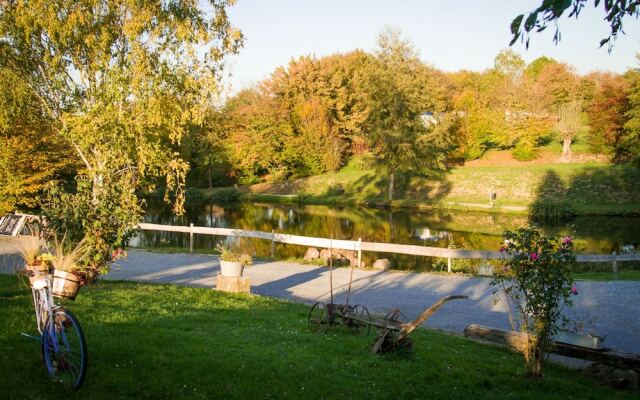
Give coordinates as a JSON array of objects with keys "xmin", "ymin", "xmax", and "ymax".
[{"xmin": 200, "ymin": 159, "xmax": 640, "ymax": 216}]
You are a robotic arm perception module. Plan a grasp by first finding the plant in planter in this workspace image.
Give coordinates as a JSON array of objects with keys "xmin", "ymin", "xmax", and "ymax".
[
  {"xmin": 216, "ymin": 243, "xmax": 252, "ymax": 277},
  {"xmin": 49, "ymin": 235, "xmax": 91, "ymax": 300},
  {"xmin": 12, "ymin": 230, "xmax": 53, "ymax": 285}
]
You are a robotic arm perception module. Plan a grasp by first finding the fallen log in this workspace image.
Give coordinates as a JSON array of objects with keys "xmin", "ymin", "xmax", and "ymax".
[{"xmin": 464, "ymin": 324, "xmax": 640, "ymax": 371}]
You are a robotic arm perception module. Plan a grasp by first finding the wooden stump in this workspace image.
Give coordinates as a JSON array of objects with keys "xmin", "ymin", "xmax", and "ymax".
[{"xmin": 216, "ymin": 275, "xmax": 250, "ymax": 293}]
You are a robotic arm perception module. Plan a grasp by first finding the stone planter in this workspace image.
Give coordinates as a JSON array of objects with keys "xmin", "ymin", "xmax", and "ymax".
[
  {"xmin": 220, "ymin": 260, "xmax": 244, "ymax": 277},
  {"xmin": 51, "ymin": 269, "xmax": 82, "ymax": 300},
  {"xmin": 554, "ymin": 331, "xmax": 604, "ymax": 350}
]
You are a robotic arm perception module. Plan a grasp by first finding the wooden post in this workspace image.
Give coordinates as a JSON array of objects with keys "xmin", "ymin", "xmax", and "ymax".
[
  {"xmin": 612, "ymin": 251, "xmax": 618, "ymax": 280},
  {"xmin": 189, "ymin": 223, "xmax": 194, "ymax": 253},
  {"xmin": 357, "ymin": 237, "xmax": 362, "ymax": 268},
  {"xmin": 270, "ymin": 229, "xmax": 275, "ymax": 259},
  {"xmin": 447, "ymin": 257, "xmax": 452, "ymax": 273}
]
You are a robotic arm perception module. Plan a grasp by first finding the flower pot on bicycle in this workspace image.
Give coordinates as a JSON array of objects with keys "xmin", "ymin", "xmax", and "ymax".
[
  {"xmin": 51, "ymin": 269, "xmax": 82, "ymax": 300},
  {"xmin": 26, "ymin": 263, "xmax": 50, "ymax": 286}
]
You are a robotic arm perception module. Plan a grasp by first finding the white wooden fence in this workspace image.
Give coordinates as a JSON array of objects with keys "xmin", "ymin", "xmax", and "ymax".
[{"xmin": 137, "ymin": 222, "xmax": 640, "ymax": 277}]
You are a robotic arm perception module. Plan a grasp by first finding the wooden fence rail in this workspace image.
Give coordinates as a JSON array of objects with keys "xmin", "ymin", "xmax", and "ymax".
[{"xmin": 137, "ymin": 222, "xmax": 640, "ymax": 276}]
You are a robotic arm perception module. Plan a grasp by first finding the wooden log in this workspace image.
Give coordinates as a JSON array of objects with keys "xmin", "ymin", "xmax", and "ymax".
[
  {"xmin": 464, "ymin": 324, "xmax": 529, "ymax": 353},
  {"xmin": 216, "ymin": 275, "xmax": 250, "ymax": 294},
  {"xmin": 464, "ymin": 324, "xmax": 640, "ymax": 370}
]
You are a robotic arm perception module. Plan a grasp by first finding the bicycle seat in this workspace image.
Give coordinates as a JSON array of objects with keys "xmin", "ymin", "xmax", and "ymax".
[{"xmin": 32, "ymin": 279, "xmax": 48, "ymax": 290}]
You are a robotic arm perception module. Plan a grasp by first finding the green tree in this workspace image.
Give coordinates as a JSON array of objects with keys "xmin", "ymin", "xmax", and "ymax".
[
  {"xmin": 0, "ymin": 0, "xmax": 242, "ymax": 273},
  {"xmin": 181, "ymin": 110, "xmax": 231, "ymax": 189},
  {"xmin": 365, "ymin": 28, "xmax": 450, "ymax": 201},
  {"xmin": 511, "ymin": 0, "xmax": 640, "ymax": 50},
  {"xmin": 622, "ymin": 68, "xmax": 640, "ymax": 163}
]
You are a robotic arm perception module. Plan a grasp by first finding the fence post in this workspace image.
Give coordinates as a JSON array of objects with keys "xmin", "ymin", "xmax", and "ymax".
[
  {"xmin": 271, "ymin": 229, "xmax": 275, "ymax": 259},
  {"xmin": 612, "ymin": 251, "xmax": 618, "ymax": 280},
  {"xmin": 357, "ymin": 237, "xmax": 362, "ymax": 268},
  {"xmin": 189, "ymin": 223, "xmax": 194, "ymax": 253},
  {"xmin": 447, "ymin": 257, "xmax": 452, "ymax": 273}
]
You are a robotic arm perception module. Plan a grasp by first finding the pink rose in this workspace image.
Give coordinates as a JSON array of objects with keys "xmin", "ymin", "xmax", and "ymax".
[
  {"xmin": 562, "ymin": 236, "xmax": 573, "ymax": 245},
  {"xmin": 571, "ymin": 286, "xmax": 578, "ymax": 295},
  {"xmin": 530, "ymin": 252, "xmax": 539, "ymax": 261}
]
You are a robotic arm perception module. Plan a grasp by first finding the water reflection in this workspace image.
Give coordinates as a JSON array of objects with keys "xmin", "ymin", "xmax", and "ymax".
[{"xmin": 131, "ymin": 201, "xmax": 640, "ymax": 272}]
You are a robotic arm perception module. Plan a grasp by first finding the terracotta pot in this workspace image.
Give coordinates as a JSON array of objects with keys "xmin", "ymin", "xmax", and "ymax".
[
  {"xmin": 220, "ymin": 260, "xmax": 244, "ymax": 277},
  {"xmin": 51, "ymin": 269, "xmax": 82, "ymax": 300},
  {"xmin": 25, "ymin": 263, "xmax": 49, "ymax": 286}
]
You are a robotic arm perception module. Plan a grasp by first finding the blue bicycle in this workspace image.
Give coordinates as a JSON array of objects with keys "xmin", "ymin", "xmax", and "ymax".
[{"xmin": 19, "ymin": 269, "xmax": 87, "ymax": 390}]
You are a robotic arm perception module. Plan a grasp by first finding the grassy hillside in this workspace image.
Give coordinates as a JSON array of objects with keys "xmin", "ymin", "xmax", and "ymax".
[{"xmin": 231, "ymin": 154, "xmax": 640, "ymax": 215}]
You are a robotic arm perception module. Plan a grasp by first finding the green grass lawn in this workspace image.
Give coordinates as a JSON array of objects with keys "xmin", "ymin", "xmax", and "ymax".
[
  {"xmin": 1, "ymin": 275, "xmax": 636, "ymax": 399},
  {"xmin": 574, "ymin": 270, "xmax": 640, "ymax": 281}
]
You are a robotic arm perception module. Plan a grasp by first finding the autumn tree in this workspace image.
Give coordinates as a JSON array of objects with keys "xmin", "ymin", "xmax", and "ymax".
[
  {"xmin": 224, "ymin": 87, "xmax": 297, "ymax": 183},
  {"xmin": 556, "ymin": 100, "xmax": 583, "ymax": 161},
  {"xmin": 270, "ymin": 51, "xmax": 373, "ymax": 173},
  {"xmin": 0, "ymin": 0, "xmax": 242, "ymax": 272},
  {"xmin": 586, "ymin": 72, "xmax": 631, "ymax": 160},
  {"xmin": 0, "ymin": 68, "xmax": 76, "ymax": 213}
]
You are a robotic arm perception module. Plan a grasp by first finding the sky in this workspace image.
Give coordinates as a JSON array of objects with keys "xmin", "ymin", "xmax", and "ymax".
[{"xmin": 222, "ymin": 0, "xmax": 640, "ymax": 95}]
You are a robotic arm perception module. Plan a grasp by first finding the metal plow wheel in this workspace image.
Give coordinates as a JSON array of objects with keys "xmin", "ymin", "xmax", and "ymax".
[
  {"xmin": 308, "ymin": 302, "xmax": 327, "ymax": 332},
  {"xmin": 347, "ymin": 304, "xmax": 372, "ymax": 336}
]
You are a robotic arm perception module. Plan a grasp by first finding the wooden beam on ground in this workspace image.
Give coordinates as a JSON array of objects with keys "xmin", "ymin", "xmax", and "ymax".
[{"xmin": 464, "ymin": 324, "xmax": 640, "ymax": 370}]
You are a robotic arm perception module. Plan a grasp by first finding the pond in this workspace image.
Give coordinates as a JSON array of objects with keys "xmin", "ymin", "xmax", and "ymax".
[{"xmin": 130, "ymin": 201, "xmax": 640, "ymax": 272}]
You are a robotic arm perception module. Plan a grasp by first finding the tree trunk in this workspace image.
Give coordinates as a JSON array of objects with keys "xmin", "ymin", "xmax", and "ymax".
[
  {"xmin": 388, "ymin": 170, "xmax": 395, "ymax": 202},
  {"xmin": 207, "ymin": 162, "xmax": 212, "ymax": 190},
  {"xmin": 561, "ymin": 136, "xmax": 572, "ymax": 162},
  {"xmin": 388, "ymin": 210, "xmax": 395, "ymax": 241}
]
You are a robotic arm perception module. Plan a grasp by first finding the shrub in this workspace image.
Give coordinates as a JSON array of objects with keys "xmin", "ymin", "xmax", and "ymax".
[
  {"xmin": 41, "ymin": 174, "xmax": 141, "ymax": 277},
  {"xmin": 184, "ymin": 187, "xmax": 206, "ymax": 206},
  {"xmin": 492, "ymin": 227, "xmax": 577, "ymax": 378},
  {"xmin": 209, "ymin": 188, "xmax": 241, "ymax": 204},
  {"xmin": 296, "ymin": 192, "xmax": 310, "ymax": 204},
  {"xmin": 530, "ymin": 199, "xmax": 576, "ymax": 223},
  {"xmin": 512, "ymin": 142, "xmax": 537, "ymax": 161},
  {"xmin": 325, "ymin": 184, "xmax": 345, "ymax": 196}
]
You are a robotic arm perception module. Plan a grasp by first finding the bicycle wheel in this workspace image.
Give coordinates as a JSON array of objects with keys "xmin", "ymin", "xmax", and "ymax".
[{"xmin": 41, "ymin": 308, "xmax": 87, "ymax": 390}]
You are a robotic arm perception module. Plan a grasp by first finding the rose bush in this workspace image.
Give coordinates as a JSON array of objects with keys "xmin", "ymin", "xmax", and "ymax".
[{"xmin": 492, "ymin": 227, "xmax": 577, "ymax": 378}]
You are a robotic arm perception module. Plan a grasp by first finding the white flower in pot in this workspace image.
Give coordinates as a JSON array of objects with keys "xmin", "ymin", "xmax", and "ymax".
[{"xmin": 217, "ymin": 243, "xmax": 252, "ymax": 277}]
